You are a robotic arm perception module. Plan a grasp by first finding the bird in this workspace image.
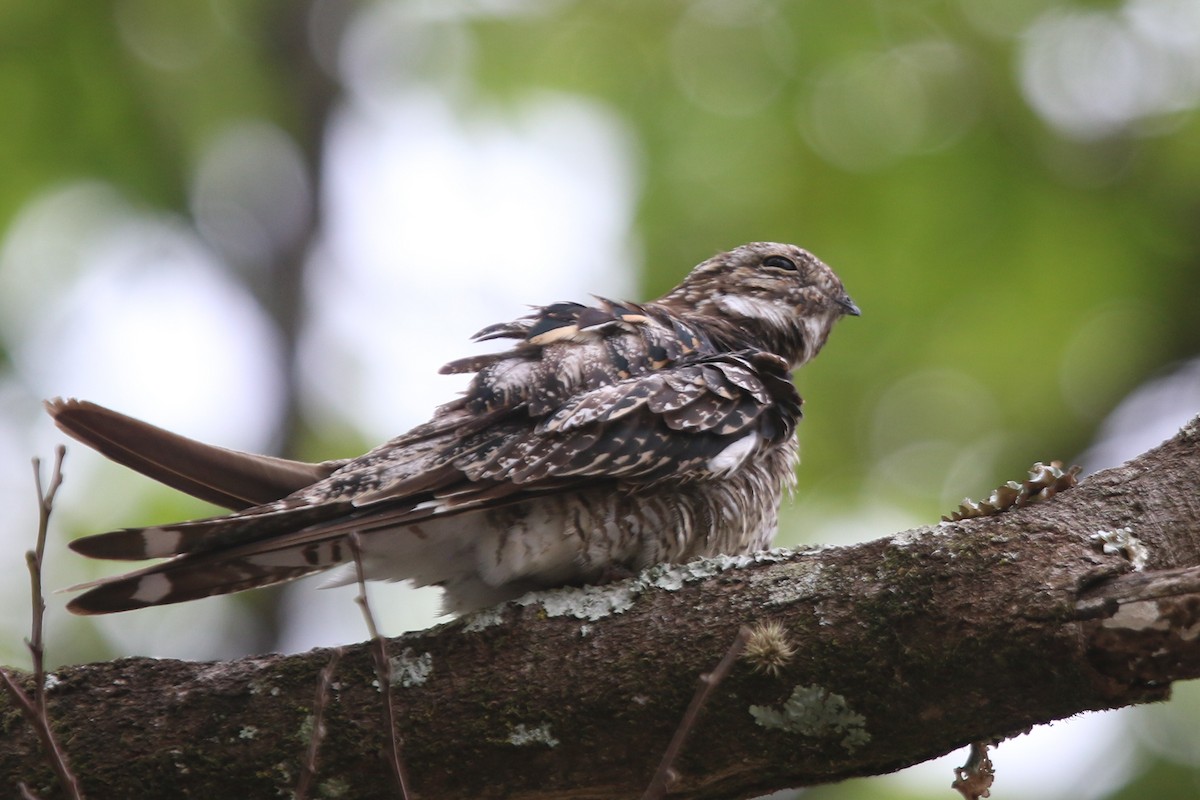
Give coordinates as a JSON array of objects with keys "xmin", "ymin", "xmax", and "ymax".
[{"xmin": 48, "ymin": 242, "xmax": 859, "ymax": 616}]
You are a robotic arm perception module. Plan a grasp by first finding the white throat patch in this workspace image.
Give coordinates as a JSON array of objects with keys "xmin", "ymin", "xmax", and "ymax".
[{"xmin": 716, "ymin": 294, "xmax": 793, "ymax": 329}]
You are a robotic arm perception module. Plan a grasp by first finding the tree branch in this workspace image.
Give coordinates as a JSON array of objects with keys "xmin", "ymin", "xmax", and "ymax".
[{"xmin": 2, "ymin": 416, "xmax": 1198, "ymax": 799}]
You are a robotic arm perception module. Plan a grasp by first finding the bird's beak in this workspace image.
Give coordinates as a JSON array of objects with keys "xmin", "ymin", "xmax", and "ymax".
[{"xmin": 838, "ymin": 294, "xmax": 861, "ymax": 317}]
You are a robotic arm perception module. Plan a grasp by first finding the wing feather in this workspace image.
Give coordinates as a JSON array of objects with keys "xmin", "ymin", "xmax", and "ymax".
[{"xmin": 451, "ymin": 351, "xmax": 801, "ymax": 486}]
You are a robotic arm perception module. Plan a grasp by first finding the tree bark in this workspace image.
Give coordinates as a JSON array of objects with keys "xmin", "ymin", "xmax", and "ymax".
[{"xmin": 3, "ymin": 416, "xmax": 1199, "ymax": 799}]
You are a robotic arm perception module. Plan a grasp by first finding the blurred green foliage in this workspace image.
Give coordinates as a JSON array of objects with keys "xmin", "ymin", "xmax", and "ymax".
[
  {"xmin": 4, "ymin": 0, "xmax": 1196, "ymax": 515},
  {"xmin": 1, "ymin": 1, "xmax": 1198, "ymax": 797}
]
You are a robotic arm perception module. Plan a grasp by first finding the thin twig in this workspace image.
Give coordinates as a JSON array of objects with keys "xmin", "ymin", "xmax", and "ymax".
[
  {"xmin": 0, "ymin": 446, "xmax": 83, "ymax": 800},
  {"xmin": 347, "ymin": 532, "xmax": 411, "ymax": 800},
  {"xmin": 642, "ymin": 625, "xmax": 753, "ymax": 800},
  {"xmin": 294, "ymin": 647, "xmax": 344, "ymax": 800},
  {"xmin": 952, "ymin": 741, "xmax": 995, "ymax": 800}
]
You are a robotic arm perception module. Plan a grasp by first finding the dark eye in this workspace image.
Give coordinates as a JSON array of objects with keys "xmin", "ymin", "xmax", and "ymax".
[{"xmin": 762, "ymin": 255, "xmax": 796, "ymax": 271}]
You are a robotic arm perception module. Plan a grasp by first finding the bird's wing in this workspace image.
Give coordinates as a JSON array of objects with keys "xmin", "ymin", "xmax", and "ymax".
[
  {"xmin": 46, "ymin": 399, "xmax": 345, "ymax": 510},
  {"xmin": 64, "ymin": 351, "xmax": 801, "ymax": 614},
  {"xmin": 438, "ymin": 297, "xmax": 719, "ymax": 416},
  {"xmin": 371, "ymin": 349, "xmax": 802, "ymax": 498}
]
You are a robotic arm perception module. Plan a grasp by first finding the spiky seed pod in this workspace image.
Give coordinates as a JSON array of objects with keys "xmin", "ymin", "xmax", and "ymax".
[{"xmin": 743, "ymin": 620, "xmax": 797, "ymax": 676}]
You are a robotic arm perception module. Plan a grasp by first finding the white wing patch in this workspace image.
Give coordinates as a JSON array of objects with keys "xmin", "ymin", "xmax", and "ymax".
[{"xmin": 707, "ymin": 432, "xmax": 759, "ymax": 476}]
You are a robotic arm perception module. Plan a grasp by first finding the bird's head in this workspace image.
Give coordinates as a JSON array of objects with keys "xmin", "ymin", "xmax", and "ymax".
[{"xmin": 659, "ymin": 242, "xmax": 859, "ymax": 368}]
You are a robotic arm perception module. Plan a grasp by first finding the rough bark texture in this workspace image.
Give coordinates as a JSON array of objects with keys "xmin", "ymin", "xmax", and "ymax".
[{"xmin": 2, "ymin": 416, "xmax": 1199, "ymax": 799}]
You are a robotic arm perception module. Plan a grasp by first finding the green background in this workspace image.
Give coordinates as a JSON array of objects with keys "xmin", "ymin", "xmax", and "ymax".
[{"xmin": 1, "ymin": 2, "xmax": 1198, "ymax": 798}]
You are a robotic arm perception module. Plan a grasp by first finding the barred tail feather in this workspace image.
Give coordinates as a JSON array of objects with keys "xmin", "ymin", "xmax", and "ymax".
[
  {"xmin": 67, "ymin": 502, "xmax": 353, "ymax": 561},
  {"xmin": 65, "ymin": 535, "xmax": 357, "ymax": 615},
  {"xmin": 66, "ymin": 561, "xmax": 326, "ymax": 615}
]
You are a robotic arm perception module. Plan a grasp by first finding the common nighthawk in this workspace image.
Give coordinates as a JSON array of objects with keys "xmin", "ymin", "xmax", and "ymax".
[{"xmin": 49, "ymin": 242, "xmax": 858, "ymax": 615}]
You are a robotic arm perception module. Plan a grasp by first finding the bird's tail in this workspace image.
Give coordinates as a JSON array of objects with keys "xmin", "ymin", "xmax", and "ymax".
[
  {"xmin": 63, "ymin": 503, "xmax": 429, "ymax": 615},
  {"xmin": 64, "ymin": 542, "xmax": 338, "ymax": 615},
  {"xmin": 45, "ymin": 398, "xmax": 342, "ymax": 510}
]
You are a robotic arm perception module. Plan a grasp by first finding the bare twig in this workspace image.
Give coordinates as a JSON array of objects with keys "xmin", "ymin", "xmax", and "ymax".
[
  {"xmin": 642, "ymin": 625, "xmax": 752, "ymax": 800},
  {"xmin": 27, "ymin": 449, "xmax": 65, "ymax": 683},
  {"xmin": 0, "ymin": 446, "xmax": 83, "ymax": 800},
  {"xmin": 294, "ymin": 647, "xmax": 344, "ymax": 800},
  {"xmin": 347, "ymin": 532, "xmax": 411, "ymax": 800},
  {"xmin": 952, "ymin": 741, "xmax": 994, "ymax": 800}
]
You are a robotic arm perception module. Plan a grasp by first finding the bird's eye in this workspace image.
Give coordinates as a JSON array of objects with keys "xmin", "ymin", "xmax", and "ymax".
[{"xmin": 762, "ymin": 255, "xmax": 796, "ymax": 271}]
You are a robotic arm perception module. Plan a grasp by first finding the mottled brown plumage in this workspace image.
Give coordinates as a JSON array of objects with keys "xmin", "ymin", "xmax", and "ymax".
[{"xmin": 50, "ymin": 242, "xmax": 858, "ymax": 615}]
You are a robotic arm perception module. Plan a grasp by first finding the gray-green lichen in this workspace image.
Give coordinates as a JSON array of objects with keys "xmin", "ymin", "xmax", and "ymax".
[
  {"xmin": 1182, "ymin": 415, "xmax": 1198, "ymax": 437},
  {"xmin": 297, "ymin": 714, "xmax": 315, "ymax": 742},
  {"xmin": 271, "ymin": 761, "xmax": 291, "ymax": 786},
  {"xmin": 513, "ymin": 548, "xmax": 805, "ymax": 621},
  {"xmin": 390, "ymin": 648, "xmax": 433, "ymax": 687},
  {"xmin": 462, "ymin": 606, "xmax": 508, "ymax": 631},
  {"xmin": 318, "ymin": 777, "xmax": 350, "ymax": 798},
  {"xmin": 1091, "ymin": 527, "xmax": 1149, "ymax": 571},
  {"xmin": 518, "ymin": 583, "xmax": 640, "ymax": 621},
  {"xmin": 750, "ymin": 683, "xmax": 871, "ymax": 752},
  {"xmin": 507, "ymin": 722, "xmax": 559, "ymax": 748},
  {"xmin": 756, "ymin": 559, "xmax": 826, "ymax": 606}
]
